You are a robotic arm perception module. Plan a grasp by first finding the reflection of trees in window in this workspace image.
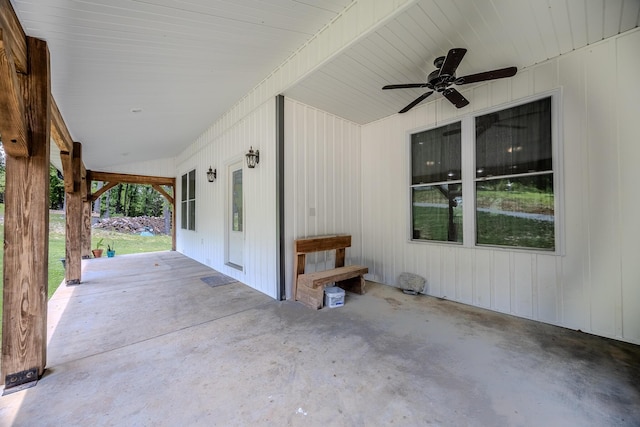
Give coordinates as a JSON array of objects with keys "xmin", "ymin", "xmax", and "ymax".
[
  {"xmin": 409, "ymin": 96, "xmax": 556, "ymax": 251},
  {"xmin": 411, "ymin": 122, "xmax": 462, "ymax": 243},
  {"xmin": 475, "ymin": 97, "xmax": 554, "ymax": 250}
]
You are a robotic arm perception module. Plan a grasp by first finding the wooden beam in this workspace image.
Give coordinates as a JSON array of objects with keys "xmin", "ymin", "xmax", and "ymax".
[
  {"xmin": 86, "ymin": 171, "xmax": 176, "ymax": 251},
  {"xmin": 72, "ymin": 141, "xmax": 82, "ymax": 192},
  {"xmin": 90, "ymin": 181, "xmax": 117, "ymax": 201},
  {"xmin": 151, "ymin": 184, "xmax": 175, "ymax": 250},
  {"xmin": 151, "ymin": 184, "xmax": 174, "ymax": 205},
  {"xmin": 0, "ymin": 29, "xmax": 27, "ymax": 157},
  {"xmin": 81, "ymin": 170, "xmax": 92, "ymax": 259},
  {"xmin": 0, "ymin": 0, "xmax": 27, "ymax": 73},
  {"xmin": 60, "ymin": 152, "xmax": 73, "ymax": 193},
  {"xmin": 171, "ymin": 193, "xmax": 176, "ymax": 251},
  {"xmin": 2, "ymin": 36, "xmax": 50, "ymax": 388},
  {"xmin": 65, "ymin": 192, "xmax": 82, "ymax": 284},
  {"xmin": 87, "ymin": 170, "xmax": 174, "ymax": 186},
  {"xmin": 50, "ymin": 98, "xmax": 73, "ymax": 154},
  {"xmin": 65, "ymin": 142, "xmax": 83, "ymax": 285}
]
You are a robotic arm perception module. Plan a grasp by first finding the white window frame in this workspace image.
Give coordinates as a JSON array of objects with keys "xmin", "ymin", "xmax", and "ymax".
[
  {"xmin": 180, "ymin": 168, "xmax": 196, "ymax": 231},
  {"xmin": 408, "ymin": 89, "xmax": 564, "ymax": 255},
  {"xmin": 407, "ymin": 118, "xmax": 464, "ymax": 245}
]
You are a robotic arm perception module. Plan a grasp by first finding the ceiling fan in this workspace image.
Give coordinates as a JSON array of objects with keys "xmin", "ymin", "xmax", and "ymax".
[{"xmin": 382, "ymin": 48, "xmax": 517, "ymax": 113}]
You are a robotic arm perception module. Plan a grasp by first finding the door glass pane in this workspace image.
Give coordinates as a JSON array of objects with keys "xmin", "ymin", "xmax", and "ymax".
[
  {"xmin": 476, "ymin": 175, "xmax": 554, "ymax": 250},
  {"xmin": 232, "ymin": 169, "xmax": 243, "ymax": 232}
]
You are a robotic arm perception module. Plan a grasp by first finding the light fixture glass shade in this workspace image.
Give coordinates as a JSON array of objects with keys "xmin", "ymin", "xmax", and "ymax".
[
  {"xmin": 246, "ymin": 146, "xmax": 259, "ymax": 168},
  {"xmin": 206, "ymin": 166, "xmax": 216, "ymax": 182}
]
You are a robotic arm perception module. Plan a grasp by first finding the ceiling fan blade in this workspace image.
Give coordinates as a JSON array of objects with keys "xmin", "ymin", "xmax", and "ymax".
[
  {"xmin": 439, "ymin": 48, "xmax": 467, "ymax": 76},
  {"xmin": 442, "ymin": 88, "xmax": 469, "ymax": 108},
  {"xmin": 383, "ymin": 83, "xmax": 430, "ymax": 90},
  {"xmin": 399, "ymin": 91, "xmax": 434, "ymax": 113},
  {"xmin": 455, "ymin": 66, "xmax": 517, "ymax": 85}
]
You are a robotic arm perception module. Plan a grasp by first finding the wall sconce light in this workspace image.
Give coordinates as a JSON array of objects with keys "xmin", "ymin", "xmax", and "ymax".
[
  {"xmin": 206, "ymin": 166, "xmax": 217, "ymax": 182},
  {"xmin": 245, "ymin": 146, "xmax": 260, "ymax": 168}
]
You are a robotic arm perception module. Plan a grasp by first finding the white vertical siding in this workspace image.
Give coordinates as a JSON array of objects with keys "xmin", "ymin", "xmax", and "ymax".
[
  {"xmin": 360, "ymin": 30, "xmax": 640, "ymax": 345},
  {"xmin": 283, "ymin": 98, "xmax": 362, "ymax": 299},
  {"xmin": 176, "ymin": 100, "xmax": 278, "ymax": 299},
  {"xmin": 618, "ymin": 30, "xmax": 640, "ymax": 342},
  {"xmin": 173, "ymin": 1, "xmax": 415, "ymax": 299}
]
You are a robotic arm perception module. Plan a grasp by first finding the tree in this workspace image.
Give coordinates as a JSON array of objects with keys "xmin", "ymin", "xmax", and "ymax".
[{"xmin": 49, "ymin": 166, "xmax": 64, "ymax": 209}]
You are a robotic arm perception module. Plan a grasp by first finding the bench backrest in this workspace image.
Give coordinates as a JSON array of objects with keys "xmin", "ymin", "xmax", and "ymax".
[
  {"xmin": 294, "ymin": 235, "xmax": 351, "ymax": 254},
  {"xmin": 294, "ymin": 235, "xmax": 351, "ymax": 278}
]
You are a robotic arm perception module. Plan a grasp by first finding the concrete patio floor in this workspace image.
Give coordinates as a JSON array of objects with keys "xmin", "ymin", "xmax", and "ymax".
[{"xmin": 0, "ymin": 251, "xmax": 638, "ymax": 426}]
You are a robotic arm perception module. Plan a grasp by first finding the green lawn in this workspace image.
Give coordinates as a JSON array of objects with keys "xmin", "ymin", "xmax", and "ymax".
[{"xmin": 0, "ymin": 210, "xmax": 171, "ymax": 342}]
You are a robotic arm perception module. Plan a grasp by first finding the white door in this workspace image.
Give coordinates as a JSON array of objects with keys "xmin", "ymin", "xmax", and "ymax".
[{"xmin": 227, "ymin": 161, "xmax": 243, "ymax": 268}]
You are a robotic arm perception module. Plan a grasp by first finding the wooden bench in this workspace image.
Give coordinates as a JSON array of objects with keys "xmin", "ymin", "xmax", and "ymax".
[{"xmin": 294, "ymin": 235, "xmax": 368, "ymax": 310}]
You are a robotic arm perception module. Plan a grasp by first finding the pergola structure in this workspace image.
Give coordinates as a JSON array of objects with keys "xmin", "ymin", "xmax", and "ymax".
[{"xmin": 0, "ymin": 0, "xmax": 174, "ymax": 392}]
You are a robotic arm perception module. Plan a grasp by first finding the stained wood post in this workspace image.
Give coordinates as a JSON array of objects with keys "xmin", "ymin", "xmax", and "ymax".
[
  {"xmin": 81, "ymin": 169, "xmax": 92, "ymax": 259},
  {"xmin": 171, "ymin": 184, "xmax": 176, "ymax": 251},
  {"xmin": 64, "ymin": 141, "xmax": 82, "ymax": 285},
  {"xmin": 1, "ymin": 37, "xmax": 50, "ymax": 387}
]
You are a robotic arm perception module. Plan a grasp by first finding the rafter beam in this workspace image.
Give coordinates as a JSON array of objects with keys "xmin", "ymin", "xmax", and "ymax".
[
  {"xmin": 50, "ymin": 98, "xmax": 73, "ymax": 154},
  {"xmin": 90, "ymin": 181, "xmax": 118, "ymax": 201},
  {"xmin": 87, "ymin": 170, "xmax": 175, "ymax": 187},
  {"xmin": 151, "ymin": 184, "xmax": 174, "ymax": 205}
]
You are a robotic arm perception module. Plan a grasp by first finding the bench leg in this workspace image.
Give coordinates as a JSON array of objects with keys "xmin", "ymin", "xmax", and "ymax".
[
  {"xmin": 337, "ymin": 275, "xmax": 366, "ymax": 295},
  {"xmin": 296, "ymin": 284, "xmax": 324, "ymax": 310}
]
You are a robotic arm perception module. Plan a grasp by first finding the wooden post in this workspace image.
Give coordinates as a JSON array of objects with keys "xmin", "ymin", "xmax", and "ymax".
[
  {"xmin": 1, "ymin": 37, "xmax": 50, "ymax": 388},
  {"xmin": 171, "ymin": 187, "xmax": 176, "ymax": 251},
  {"xmin": 81, "ymin": 169, "xmax": 92, "ymax": 259},
  {"xmin": 64, "ymin": 141, "xmax": 82, "ymax": 285}
]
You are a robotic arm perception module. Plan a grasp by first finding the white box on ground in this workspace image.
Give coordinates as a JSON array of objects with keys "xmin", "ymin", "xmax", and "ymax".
[{"xmin": 324, "ymin": 286, "xmax": 345, "ymax": 308}]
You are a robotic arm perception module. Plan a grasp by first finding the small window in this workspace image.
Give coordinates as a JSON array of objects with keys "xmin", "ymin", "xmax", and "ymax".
[
  {"xmin": 411, "ymin": 122, "xmax": 462, "ymax": 243},
  {"xmin": 475, "ymin": 97, "xmax": 554, "ymax": 250},
  {"xmin": 181, "ymin": 169, "xmax": 196, "ymax": 231}
]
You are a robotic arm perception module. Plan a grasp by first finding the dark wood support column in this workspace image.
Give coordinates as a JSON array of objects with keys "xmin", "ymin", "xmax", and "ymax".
[
  {"xmin": 64, "ymin": 141, "xmax": 82, "ymax": 285},
  {"xmin": 81, "ymin": 168, "xmax": 92, "ymax": 259},
  {"xmin": 1, "ymin": 37, "xmax": 51, "ymax": 390}
]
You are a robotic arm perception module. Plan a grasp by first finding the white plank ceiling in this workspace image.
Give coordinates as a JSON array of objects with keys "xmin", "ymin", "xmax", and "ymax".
[
  {"xmin": 285, "ymin": 0, "xmax": 640, "ymax": 124},
  {"xmin": 10, "ymin": 0, "xmax": 640, "ymax": 168},
  {"xmin": 10, "ymin": 0, "xmax": 353, "ymax": 169}
]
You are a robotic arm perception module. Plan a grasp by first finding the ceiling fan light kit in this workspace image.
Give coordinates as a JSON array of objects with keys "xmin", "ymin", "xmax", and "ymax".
[{"xmin": 382, "ymin": 48, "xmax": 517, "ymax": 113}]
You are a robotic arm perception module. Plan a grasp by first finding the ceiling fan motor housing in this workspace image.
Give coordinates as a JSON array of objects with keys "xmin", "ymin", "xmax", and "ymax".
[{"xmin": 427, "ymin": 69, "xmax": 456, "ymax": 92}]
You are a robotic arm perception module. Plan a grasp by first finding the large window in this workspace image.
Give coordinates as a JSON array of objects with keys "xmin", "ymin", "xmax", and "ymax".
[
  {"xmin": 181, "ymin": 169, "xmax": 196, "ymax": 231},
  {"xmin": 410, "ymin": 95, "xmax": 557, "ymax": 251},
  {"xmin": 411, "ymin": 122, "xmax": 462, "ymax": 243},
  {"xmin": 475, "ymin": 98, "xmax": 554, "ymax": 250}
]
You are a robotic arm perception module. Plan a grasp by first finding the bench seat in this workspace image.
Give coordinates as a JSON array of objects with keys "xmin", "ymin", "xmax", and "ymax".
[{"xmin": 298, "ymin": 265, "xmax": 369, "ymax": 289}]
